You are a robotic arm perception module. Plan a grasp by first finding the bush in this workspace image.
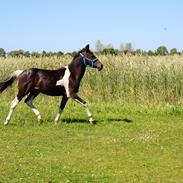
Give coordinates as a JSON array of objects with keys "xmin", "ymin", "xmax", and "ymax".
[{"xmin": 101, "ymin": 48, "xmax": 118, "ymax": 55}]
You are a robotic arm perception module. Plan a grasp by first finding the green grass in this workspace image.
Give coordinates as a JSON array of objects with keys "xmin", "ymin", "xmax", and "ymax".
[
  {"xmin": 0, "ymin": 97, "xmax": 183, "ymax": 182},
  {"xmin": 1, "ymin": 55, "xmax": 183, "ymax": 182}
]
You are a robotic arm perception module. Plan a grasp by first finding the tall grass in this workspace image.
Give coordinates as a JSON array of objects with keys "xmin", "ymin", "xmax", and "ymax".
[{"xmin": 1, "ymin": 55, "xmax": 183, "ymax": 105}]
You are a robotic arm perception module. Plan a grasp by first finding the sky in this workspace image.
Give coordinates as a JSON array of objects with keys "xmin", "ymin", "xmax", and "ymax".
[{"xmin": 0, "ymin": 0, "xmax": 183, "ymax": 52}]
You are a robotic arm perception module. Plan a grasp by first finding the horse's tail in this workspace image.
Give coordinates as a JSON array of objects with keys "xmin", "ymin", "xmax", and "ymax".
[{"xmin": 0, "ymin": 70, "xmax": 24, "ymax": 93}]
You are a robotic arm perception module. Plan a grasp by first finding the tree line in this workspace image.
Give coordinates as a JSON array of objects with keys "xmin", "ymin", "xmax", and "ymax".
[
  {"xmin": 0, "ymin": 40, "xmax": 182, "ymax": 58},
  {"xmin": 0, "ymin": 48, "xmax": 73, "ymax": 58},
  {"xmin": 95, "ymin": 40, "xmax": 182, "ymax": 56}
]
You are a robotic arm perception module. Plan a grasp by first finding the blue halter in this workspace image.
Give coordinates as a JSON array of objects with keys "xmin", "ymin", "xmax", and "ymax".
[{"xmin": 80, "ymin": 53, "xmax": 98, "ymax": 68}]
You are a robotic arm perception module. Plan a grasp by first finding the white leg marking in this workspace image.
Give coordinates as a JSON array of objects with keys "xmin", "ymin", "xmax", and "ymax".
[
  {"xmin": 83, "ymin": 103, "xmax": 92, "ymax": 117},
  {"xmin": 56, "ymin": 66, "xmax": 71, "ymax": 98},
  {"xmin": 54, "ymin": 109, "xmax": 63, "ymax": 124},
  {"xmin": 4, "ymin": 97, "xmax": 19, "ymax": 125},
  {"xmin": 74, "ymin": 99, "xmax": 94, "ymax": 123},
  {"xmin": 32, "ymin": 108, "xmax": 41, "ymax": 122},
  {"xmin": 83, "ymin": 103, "xmax": 94, "ymax": 123}
]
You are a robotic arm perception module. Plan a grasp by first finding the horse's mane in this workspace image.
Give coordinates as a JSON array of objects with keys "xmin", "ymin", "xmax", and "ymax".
[
  {"xmin": 73, "ymin": 52, "xmax": 80, "ymax": 60},
  {"xmin": 73, "ymin": 48, "xmax": 86, "ymax": 60}
]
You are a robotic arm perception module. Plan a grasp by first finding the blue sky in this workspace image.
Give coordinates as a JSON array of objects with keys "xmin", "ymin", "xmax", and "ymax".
[{"xmin": 0, "ymin": 0, "xmax": 182, "ymax": 52}]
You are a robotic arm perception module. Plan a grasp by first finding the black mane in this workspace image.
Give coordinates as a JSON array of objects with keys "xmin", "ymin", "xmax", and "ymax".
[{"xmin": 73, "ymin": 49, "xmax": 85, "ymax": 60}]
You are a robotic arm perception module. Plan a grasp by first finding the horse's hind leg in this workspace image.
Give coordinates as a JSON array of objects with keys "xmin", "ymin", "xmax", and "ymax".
[
  {"xmin": 4, "ymin": 73, "xmax": 36, "ymax": 125},
  {"xmin": 4, "ymin": 91, "xmax": 25, "ymax": 125},
  {"xmin": 4, "ymin": 97, "xmax": 19, "ymax": 125},
  {"xmin": 24, "ymin": 91, "xmax": 41, "ymax": 123}
]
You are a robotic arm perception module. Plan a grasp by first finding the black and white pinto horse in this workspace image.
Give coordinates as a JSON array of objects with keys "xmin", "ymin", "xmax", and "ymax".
[{"xmin": 0, "ymin": 45, "xmax": 103, "ymax": 125}]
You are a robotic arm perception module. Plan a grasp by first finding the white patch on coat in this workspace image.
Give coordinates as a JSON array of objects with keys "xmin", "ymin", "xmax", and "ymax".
[
  {"xmin": 12, "ymin": 70, "xmax": 23, "ymax": 78},
  {"xmin": 56, "ymin": 66, "xmax": 71, "ymax": 97}
]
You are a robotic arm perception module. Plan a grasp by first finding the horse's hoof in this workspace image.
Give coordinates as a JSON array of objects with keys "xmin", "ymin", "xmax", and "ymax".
[
  {"xmin": 36, "ymin": 115, "xmax": 42, "ymax": 124},
  {"xmin": 54, "ymin": 118, "xmax": 59, "ymax": 124},
  {"xmin": 89, "ymin": 117, "xmax": 95, "ymax": 125},
  {"xmin": 4, "ymin": 122, "xmax": 8, "ymax": 126},
  {"xmin": 4, "ymin": 120, "xmax": 9, "ymax": 126},
  {"xmin": 36, "ymin": 119, "xmax": 42, "ymax": 125},
  {"xmin": 37, "ymin": 115, "xmax": 41, "ymax": 121}
]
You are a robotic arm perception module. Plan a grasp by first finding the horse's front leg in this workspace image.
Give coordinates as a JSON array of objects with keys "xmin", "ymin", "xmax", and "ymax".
[
  {"xmin": 54, "ymin": 95, "xmax": 68, "ymax": 124},
  {"xmin": 70, "ymin": 92, "xmax": 94, "ymax": 124}
]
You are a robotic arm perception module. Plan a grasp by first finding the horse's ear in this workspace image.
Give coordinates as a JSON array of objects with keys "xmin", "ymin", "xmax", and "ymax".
[{"xmin": 85, "ymin": 44, "xmax": 90, "ymax": 51}]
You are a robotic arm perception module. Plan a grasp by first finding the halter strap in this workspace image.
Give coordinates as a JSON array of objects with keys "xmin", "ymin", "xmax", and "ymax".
[{"xmin": 80, "ymin": 53, "xmax": 98, "ymax": 68}]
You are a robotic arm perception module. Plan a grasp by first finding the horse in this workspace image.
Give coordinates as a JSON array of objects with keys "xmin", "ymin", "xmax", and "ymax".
[{"xmin": 0, "ymin": 44, "xmax": 103, "ymax": 125}]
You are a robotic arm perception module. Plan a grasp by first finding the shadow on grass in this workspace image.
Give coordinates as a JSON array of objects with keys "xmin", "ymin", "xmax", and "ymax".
[
  {"xmin": 107, "ymin": 118, "xmax": 133, "ymax": 123},
  {"xmin": 62, "ymin": 118, "xmax": 98, "ymax": 124}
]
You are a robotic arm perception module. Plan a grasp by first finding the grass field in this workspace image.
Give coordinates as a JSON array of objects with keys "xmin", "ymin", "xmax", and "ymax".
[{"xmin": 0, "ymin": 55, "xmax": 183, "ymax": 182}]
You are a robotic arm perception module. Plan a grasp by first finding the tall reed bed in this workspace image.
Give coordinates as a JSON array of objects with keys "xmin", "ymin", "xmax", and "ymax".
[{"xmin": 1, "ymin": 55, "xmax": 183, "ymax": 105}]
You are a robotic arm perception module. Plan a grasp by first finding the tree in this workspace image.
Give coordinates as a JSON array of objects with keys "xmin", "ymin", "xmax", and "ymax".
[
  {"xmin": 24, "ymin": 51, "xmax": 30, "ymax": 57},
  {"xmin": 105, "ymin": 43, "xmax": 114, "ymax": 49},
  {"xmin": 65, "ymin": 51, "xmax": 77, "ymax": 57},
  {"xmin": 0, "ymin": 48, "xmax": 6, "ymax": 57},
  {"xmin": 101, "ymin": 48, "xmax": 118, "ymax": 55},
  {"xmin": 46, "ymin": 52, "xmax": 54, "ymax": 57},
  {"xmin": 170, "ymin": 48, "xmax": 177, "ymax": 55},
  {"xmin": 135, "ymin": 49, "xmax": 143, "ymax": 55},
  {"xmin": 95, "ymin": 40, "xmax": 104, "ymax": 51},
  {"xmin": 120, "ymin": 42, "xmax": 133, "ymax": 53},
  {"xmin": 8, "ymin": 50, "xmax": 25, "ymax": 57},
  {"xmin": 119, "ymin": 43, "xmax": 124, "ymax": 51},
  {"xmin": 57, "ymin": 51, "xmax": 64, "ymax": 57},
  {"xmin": 156, "ymin": 46, "xmax": 168, "ymax": 56},
  {"xmin": 125, "ymin": 42, "xmax": 133, "ymax": 52},
  {"xmin": 42, "ymin": 50, "xmax": 47, "ymax": 57},
  {"xmin": 147, "ymin": 50, "xmax": 155, "ymax": 56},
  {"xmin": 31, "ymin": 51, "xmax": 41, "ymax": 57}
]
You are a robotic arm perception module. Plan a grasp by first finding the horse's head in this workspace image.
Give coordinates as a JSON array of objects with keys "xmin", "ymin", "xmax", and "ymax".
[{"xmin": 79, "ymin": 44, "xmax": 103, "ymax": 71}]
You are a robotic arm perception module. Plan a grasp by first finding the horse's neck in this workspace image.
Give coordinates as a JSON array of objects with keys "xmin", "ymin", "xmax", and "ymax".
[{"xmin": 69, "ymin": 59, "xmax": 86, "ymax": 82}]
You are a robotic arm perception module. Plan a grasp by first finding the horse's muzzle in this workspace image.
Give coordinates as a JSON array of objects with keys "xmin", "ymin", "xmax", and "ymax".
[
  {"xmin": 96, "ymin": 61, "xmax": 103, "ymax": 71},
  {"xmin": 98, "ymin": 64, "xmax": 103, "ymax": 71}
]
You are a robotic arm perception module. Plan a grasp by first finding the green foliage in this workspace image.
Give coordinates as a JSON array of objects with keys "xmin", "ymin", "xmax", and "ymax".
[
  {"xmin": 134, "ymin": 49, "xmax": 143, "ymax": 55},
  {"xmin": 24, "ymin": 51, "xmax": 30, "ymax": 57},
  {"xmin": 31, "ymin": 51, "xmax": 41, "ymax": 58},
  {"xmin": 101, "ymin": 48, "xmax": 118, "ymax": 55},
  {"xmin": 57, "ymin": 51, "xmax": 64, "ymax": 57},
  {"xmin": 0, "ymin": 48, "xmax": 6, "ymax": 57},
  {"xmin": 65, "ymin": 51, "xmax": 77, "ymax": 57},
  {"xmin": 42, "ymin": 50, "xmax": 47, "ymax": 57},
  {"xmin": 0, "ymin": 44, "xmax": 182, "ymax": 58},
  {"xmin": 170, "ymin": 48, "xmax": 178, "ymax": 55},
  {"xmin": 41, "ymin": 51, "xmax": 57, "ymax": 57},
  {"xmin": 147, "ymin": 50, "xmax": 155, "ymax": 56},
  {"xmin": 156, "ymin": 46, "xmax": 168, "ymax": 56},
  {"xmin": 8, "ymin": 50, "xmax": 25, "ymax": 57}
]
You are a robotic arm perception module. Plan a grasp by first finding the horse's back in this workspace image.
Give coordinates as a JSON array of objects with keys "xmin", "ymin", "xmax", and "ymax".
[{"xmin": 18, "ymin": 67, "xmax": 67, "ymax": 96}]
